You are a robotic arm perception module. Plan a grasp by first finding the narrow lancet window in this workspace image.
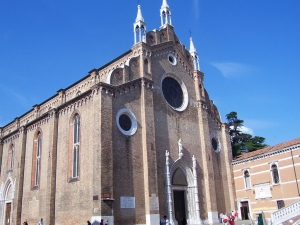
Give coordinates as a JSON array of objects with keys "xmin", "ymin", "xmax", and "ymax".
[{"xmin": 73, "ymin": 114, "xmax": 80, "ymax": 178}]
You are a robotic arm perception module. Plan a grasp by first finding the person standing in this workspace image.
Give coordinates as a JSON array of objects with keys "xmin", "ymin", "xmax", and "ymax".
[
  {"xmin": 160, "ymin": 215, "xmax": 167, "ymax": 225},
  {"xmin": 100, "ymin": 219, "xmax": 104, "ymax": 225},
  {"xmin": 229, "ymin": 213, "xmax": 235, "ymax": 225},
  {"xmin": 219, "ymin": 212, "xmax": 224, "ymax": 223},
  {"xmin": 105, "ymin": 219, "xmax": 109, "ymax": 225},
  {"xmin": 39, "ymin": 218, "xmax": 43, "ymax": 225}
]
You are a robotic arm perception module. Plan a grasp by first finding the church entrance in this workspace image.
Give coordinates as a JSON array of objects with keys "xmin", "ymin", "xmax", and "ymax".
[
  {"xmin": 5, "ymin": 203, "xmax": 11, "ymax": 225},
  {"xmin": 172, "ymin": 168, "xmax": 188, "ymax": 225},
  {"xmin": 173, "ymin": 190, "xmax": 187, "ymax": 225}
]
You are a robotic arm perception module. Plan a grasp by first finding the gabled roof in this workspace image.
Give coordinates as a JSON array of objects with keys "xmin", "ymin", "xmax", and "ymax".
[{"xmin": 233, "ymin": 138, "xmax": 300, "ymax": 163}]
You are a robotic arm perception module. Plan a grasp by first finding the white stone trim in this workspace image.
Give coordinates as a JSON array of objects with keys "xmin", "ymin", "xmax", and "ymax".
[
  {"xmin": 116, "ymin": 108, "xmax": 138, "ymax": 136},
  {"xmin": 146, "ymin": 214, "xmax": 160, "ymax": 225},
  {"xmin": 168, "ymin": 158, "xmax": 202, "ymax": 225},
  {"xmin": 167, "ymin": 53, "xmax": 177, "ymax": 66},
  {"xmin": 203, "ymin": 211, "xmax": 219, "ymax": 225}
]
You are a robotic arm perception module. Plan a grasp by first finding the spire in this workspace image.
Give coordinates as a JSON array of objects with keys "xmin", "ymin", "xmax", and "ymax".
[
  {"xmin": 162, "ymin": 0, "xmax": 169, "ymax": 8},
  {"xmin": 135, "ymin": 5, "xmax": 144, "ymax": 22},
  {"xmin": 160, "ymin": 0, "xmax": 172, "ymax": 27},
  {"xmin": 133, "ymin": 5, "xmax": 147, "ymax": 44},
  {"xmin": 189, "ymin": 37, "xmax": 200, "ymax": 71}
]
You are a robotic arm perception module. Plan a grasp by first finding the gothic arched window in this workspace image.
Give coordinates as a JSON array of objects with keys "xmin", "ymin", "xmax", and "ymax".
[
  {"xmin": 32, "ymin": 131, "xmax": 42, "ymax": 187},
  {"xmin": 72, "ymin": 114, "xmax": 80, "ymax": 178},
  {"xmin": 7, "ymin": 144, "xmax": 14, "ymax": 172}
]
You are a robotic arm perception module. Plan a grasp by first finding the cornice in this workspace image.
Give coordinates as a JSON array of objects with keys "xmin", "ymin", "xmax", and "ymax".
[{"xmin": 232, "ymin": 144, "xmax": 300, "ymax": 166}]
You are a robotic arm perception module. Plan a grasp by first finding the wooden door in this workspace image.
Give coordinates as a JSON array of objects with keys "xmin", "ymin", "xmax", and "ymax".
[
  {"xmin": 173, "ymin": 190, "xmax": 187, "ymax": 225},
  {"xmin": 5, "ymin": 203, "xmax": 11, "ymax": 225}
]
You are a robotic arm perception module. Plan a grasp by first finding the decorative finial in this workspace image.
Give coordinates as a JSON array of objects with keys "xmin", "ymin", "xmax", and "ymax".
[
  {"xmin": 178, "ymin": 139, "xmax": 183, "ymax": 159},
  {"xmin": 192, "ymin": 155, "xmax": 196, "ymax": 169},
  {"xmin": 165, "ymin": 150, "xmax": 170, "ymax": 166},
  {"xmin": 189, "ymin": 29, "xmax": 192, "ymax": 38}
]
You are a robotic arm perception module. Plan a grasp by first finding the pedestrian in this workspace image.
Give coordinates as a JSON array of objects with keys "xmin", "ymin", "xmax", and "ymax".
[
  {"xmin": 229, "ymin": 213, "xmax": 235, "ymax": 225},
  {"xmin": 219, "ymin": 212, "xmax": 224, "ymax": 223},
  {"xmin": 105, "ymin": 219, "xmax": 109, "ymax": 225},
  {"xmin": 23, "ymin": 220, "xmax": 28, "ymax": 225},
  {"xmin": 222, "ymin": 213, "xmax": 228, "ymax": 225},
  {"xmin": 160, "ymin": 215, "xmax": 167, "ymax": 225},
  {"xmin": 87, "ymin": 221, "xmax": 91, "ymax": 225},
  {"xmin": 235, "ymin": 210, "xmax": 238, "ymax": 221},
  {"xmin": 39, "ymin": 218, "xmax": 43, "ymax": 225},
  {"xmin": 100, "ymin": 219, "xmax": 104, "ymax": 225}
]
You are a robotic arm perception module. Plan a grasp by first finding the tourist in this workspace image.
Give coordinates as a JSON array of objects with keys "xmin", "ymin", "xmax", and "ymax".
[
  {"xmin": 160, "ymin": 215, "xmax": 167, "ymax": 225},
  {"xmin": 219, "ymin": 212, "xmax": 224, "ymax": 223}
]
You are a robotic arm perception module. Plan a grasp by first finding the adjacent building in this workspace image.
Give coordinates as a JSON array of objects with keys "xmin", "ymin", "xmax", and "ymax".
[
  {"xmin": 0, "ymin": 1, "xmax": 236, "ymax": 225},
  {"xmin": 232, "ymin": 138, "xmax": 300, "ymax": 222}
]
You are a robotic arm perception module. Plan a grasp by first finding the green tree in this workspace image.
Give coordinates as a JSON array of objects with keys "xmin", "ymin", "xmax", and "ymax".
[{"xmin": 226, "ymin": 111, "xmax": 267, "ymax": 158}]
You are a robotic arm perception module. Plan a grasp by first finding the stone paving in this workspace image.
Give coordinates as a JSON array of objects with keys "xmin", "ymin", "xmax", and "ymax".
[{"xmin": 213, "ymin": 220, "xmax": 253, "ymax": 225}]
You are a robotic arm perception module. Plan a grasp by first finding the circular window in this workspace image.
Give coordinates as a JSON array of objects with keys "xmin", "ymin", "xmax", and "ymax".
[
  {"xmin": 116, "ymin": 109, "xmax": 137, "ymax": 136},
  {"xmin": 211, "ymin": 138, "xmax": 218, "ymax": 151},
  {"xmin": 210, "ymin": 135, "xmax": 221, "ymax": 152},
  {"xmin": 161, "ymin": 74, "xmax": 188, "ymax": 111},
  {"xmin": 119, "ymin": 114, "xmax": 132, "ymax": 131},
  {"xmin": 168, "ymin": 53, "xmax": 177, "ymax": 66}
]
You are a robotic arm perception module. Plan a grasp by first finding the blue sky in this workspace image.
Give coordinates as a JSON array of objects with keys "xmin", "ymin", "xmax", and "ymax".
[{"xmin": 0, "ymin": 0, "xmax": 299, "ymax": 146}]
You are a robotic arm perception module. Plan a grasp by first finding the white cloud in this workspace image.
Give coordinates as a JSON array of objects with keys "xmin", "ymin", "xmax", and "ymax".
[
  {"xmin": 239, "ymin": 126, "xmax": 254, "ymax": 135},
  {"xmin": 193, "ymin": 0, "xmax": 200, "ymax": 20},
  {"xmin": 229, "ymin": 125, "xmax": 254, "ymax": 135},
  {"xmin": 211, "ymin": 62, "xmax": 252, "ymax": 78}
]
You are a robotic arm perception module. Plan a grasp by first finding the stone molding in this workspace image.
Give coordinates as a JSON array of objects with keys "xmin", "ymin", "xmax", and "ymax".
[{"xmin": 232, "ymin": 144, "xmax": 300, "ymax": 166}]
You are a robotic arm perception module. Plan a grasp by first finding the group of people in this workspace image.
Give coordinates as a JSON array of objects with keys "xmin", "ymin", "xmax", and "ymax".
[
  {"xmin": 87, "ymin": 219, "xmax": 109, "ymax": 225},
  {"xmin": 219, "ymin": 211, "xmax": 238, "ymax": 225},
  {"xmin": 23, "ymin": 217, "xmax": 43, "ymax": 225}
]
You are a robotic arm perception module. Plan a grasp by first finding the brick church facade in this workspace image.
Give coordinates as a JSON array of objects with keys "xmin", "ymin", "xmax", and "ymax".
[{"xmin": 0, "ymin": 1, "xmax": 236, "ymax": 224}]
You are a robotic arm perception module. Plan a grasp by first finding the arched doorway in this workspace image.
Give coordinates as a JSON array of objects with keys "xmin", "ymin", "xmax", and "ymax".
[
  {"xmin": 1, "ymin": 179, "xmax": 13, "ymax": 225},
  {"xmin": 172, "ymin": 169, "xmax": 187, "ymax": 225}
]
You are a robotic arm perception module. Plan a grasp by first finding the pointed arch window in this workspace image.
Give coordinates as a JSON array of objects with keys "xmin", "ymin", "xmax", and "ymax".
[
  {"xmin": 35, "ymin": 133, "xmax": 42, "ymax": 186},
  {"xmin": 7, "ymin": 144, "xmax": 14, "ymax": 172},
  {"xmin": 271, "ymin": 164, "xmax": 280, "ymax": 184},
  {"xmin": 32, "ymin": 131, "xmax": 42, "ymax": 188},
  {"xmin": 72, "ymin": 114, "xmax": 80, "ymax": 178},
  {"xmin": 244, "ymin": 170, "xmax": 251, "ymax": 189}
]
